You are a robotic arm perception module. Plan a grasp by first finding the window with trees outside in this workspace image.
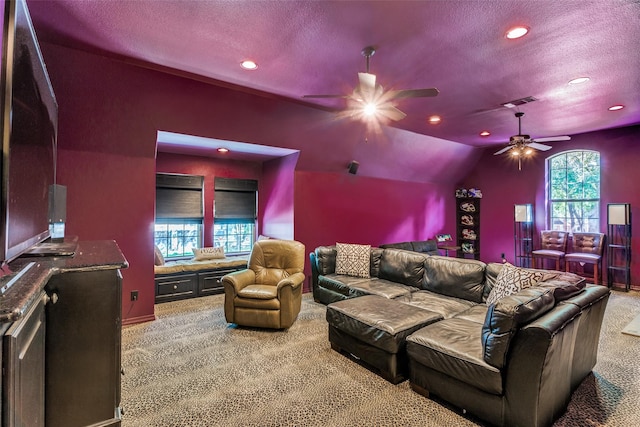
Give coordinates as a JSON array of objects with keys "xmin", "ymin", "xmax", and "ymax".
[
  {"xmin": 214, "ymin": 177, "xmax": 258, "ymax": 255},
  {"xmin": 548, "ymin": 150, "xmax": 600, "ymax": 233}
]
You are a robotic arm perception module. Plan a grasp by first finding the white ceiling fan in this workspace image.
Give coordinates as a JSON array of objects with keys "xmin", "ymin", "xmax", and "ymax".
[{"xmin": 303, "ymin": 46, "xmax": 439, "ymax": 121}]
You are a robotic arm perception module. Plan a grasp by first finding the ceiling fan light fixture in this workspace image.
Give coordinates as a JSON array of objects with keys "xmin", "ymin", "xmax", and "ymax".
[
  {"xmin": 363, "ymin": 103, "xmax": 378, "ymax": 116},
  {"xmin": 505, "ymin": 26, "xmax": 529, "ymax": 40},
  {"xmin": 240, "ymin": 60, "xmax": 258, "ymax": 70},
  {"xmin": 568, "ymin": 77, "xmax": 590, "ymax": 85},
  {"xmin": 608, "ymin": 105, "xmax": 624, "ymax": 111}
]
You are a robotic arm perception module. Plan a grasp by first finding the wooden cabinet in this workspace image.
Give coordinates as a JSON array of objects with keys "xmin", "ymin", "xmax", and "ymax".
[
  {"xmin": 155, "ymin": 266, "xmax": 245, "ymax": 303},
  {"xmin": 2, "ymin": 292, "xmax": 47, "ymax": 427},
  {"xmin": 1, "ymin": 240, "xmax": 126, "ymax": 427},
  {"xmin": 45, "ymin": 269, "xmax": 123, "ymax": 426},
  {"xmin": 456, "ymin": 197, "xmax": 481, "ymax": 260}
]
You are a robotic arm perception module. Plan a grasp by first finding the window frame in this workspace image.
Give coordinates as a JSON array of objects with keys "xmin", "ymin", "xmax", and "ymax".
[
  {"xmin": 154, "ymin": 219, "xmax": 203, "ymax": 259},
  {"xmin": 546, "ymin": 150, "xmax": 601, "ymax": 233}
]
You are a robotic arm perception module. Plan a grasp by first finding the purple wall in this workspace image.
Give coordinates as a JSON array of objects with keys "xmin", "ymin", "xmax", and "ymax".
[{"xmin": 462, "ymin": 125, "xmax": 640, "ymax": 286}]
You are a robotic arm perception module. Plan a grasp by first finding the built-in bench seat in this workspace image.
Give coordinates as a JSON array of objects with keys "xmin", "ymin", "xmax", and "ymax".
[{"xmin": 154, "ymin": 255, "xmax": 249, "ymax": 303}]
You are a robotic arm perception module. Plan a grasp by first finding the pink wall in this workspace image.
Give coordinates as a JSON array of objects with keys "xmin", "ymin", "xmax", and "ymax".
[
  {"xmin": 462, "ymin": 125, "xmax": 640, "ymax": 288},
  {"xmin": 295, "ymin": 170, "xmax": 457, "ymax": 290},
  {"xmin": 156, "ymin": 152, "xmax": 263, "ymax": 248},
  {"xmin": 260, "ymin": 153, "xmax": 299, "ymax": 240},
  {"xmin": 40, "ymin": 43, "xmax": 475, "ymax": 323}
]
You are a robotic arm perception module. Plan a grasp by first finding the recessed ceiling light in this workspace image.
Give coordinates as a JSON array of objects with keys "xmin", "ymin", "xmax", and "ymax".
[
  {"xmin": 240, "ymin": 60, "xmax": 258, "ymax": 70},
  {"xmin": 480, "ymin": 131, "xmax": 491, "ymax": 137},
  {"xmin": 217, "ymin": 147, "xmax": 229, "ymax": 153},
  {"xmin": 568, "ymin": 77, "xmax": 590, "ymax": 85},
  {"xmin": 505, "ymin": 26, "xmax": 529, "ymax": 39},
  {"xmin": 428, "ymin": 115, "xmax": 441, "ymax": 124},
  {"xmin": 608, "ymin": 105, "xmax": 624, "ymax": 111}
]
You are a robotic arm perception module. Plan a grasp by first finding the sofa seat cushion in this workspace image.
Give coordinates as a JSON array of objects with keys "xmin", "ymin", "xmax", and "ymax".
[
  {"xmin": 453, "ymin": 304, "xmax": 489, "ymax": 324},
  {"xmin": 407, "ymin": 318, "xmax": 503, "ymax": 395},
  {"xmin": 403, "ymin": 290, "xmax": 477, "ymax": 319},
  {"xmin": 319, "ymin": 273, "xmax": 371, "ymax": 297},
  {"xmin": 327, "ymin": 295, "xmax": 442, "ymax": 353},
  {"xmin": 349, "ymin": 278, "xmax": 418, "ymax": 299}
]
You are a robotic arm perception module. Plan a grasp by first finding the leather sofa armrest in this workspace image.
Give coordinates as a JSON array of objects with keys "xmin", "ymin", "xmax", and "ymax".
[
  {"xmin": 222, "ymin": 269, "xmax": 256, "ymax": 294},
  {"xmin": 276, "ymin": 272, "xmax": 305, "ymax": 291}
]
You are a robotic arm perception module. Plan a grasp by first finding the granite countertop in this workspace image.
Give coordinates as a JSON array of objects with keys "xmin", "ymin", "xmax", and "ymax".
[{"xmin": 0, "ymin": 240, "xmax": 128, "ymax": 323}]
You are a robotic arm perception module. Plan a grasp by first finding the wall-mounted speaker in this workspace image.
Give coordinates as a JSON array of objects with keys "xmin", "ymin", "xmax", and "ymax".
[{"xmin": 348, "ymin": 161, "xmax": 359, "ymax": 175}]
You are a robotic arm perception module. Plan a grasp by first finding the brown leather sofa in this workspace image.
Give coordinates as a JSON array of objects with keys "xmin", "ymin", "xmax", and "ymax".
[
  {"xmin": 311, "ymin": 246, "xmax": 610, "ymax": 427},
  {"xmin": 222, "ymin": 239, "xmax": 305, "ymax": 329}
]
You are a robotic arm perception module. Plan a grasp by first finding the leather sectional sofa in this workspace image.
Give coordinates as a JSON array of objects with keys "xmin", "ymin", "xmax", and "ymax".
[{"xmin": 310, "ymin": 245, "xmax": 610, "ymax": 427}]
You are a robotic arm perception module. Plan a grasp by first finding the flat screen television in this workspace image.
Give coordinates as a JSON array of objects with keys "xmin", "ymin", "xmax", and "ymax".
[{"xmin": 1, "ymin": 0, "xmax": 58, "ymax": 267}]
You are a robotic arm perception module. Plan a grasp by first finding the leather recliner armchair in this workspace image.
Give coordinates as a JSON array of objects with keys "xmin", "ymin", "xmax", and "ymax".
[{"xmin": 223, "ymin": 239, "xmax": 305, "ymax": 329}]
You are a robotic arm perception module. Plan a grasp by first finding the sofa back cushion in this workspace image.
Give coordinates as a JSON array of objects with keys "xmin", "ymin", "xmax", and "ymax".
[
  {"xmin": 378, "ymin": 249, "xmax": 426, "ymax": 288},
  {"xmin": 482, "ymin": 287, "xmax": 555, "ymax": 369},
  {"xmin": 314, "ymin": 246, "xmax": 337, "ymax": 275},
  {"xmin": 410, "ymin": 240, "xmax": 439, "ymax": 255},
  {"xmin": 379, "ymin": 241, "xmax": 414, "ymax": 251},
  {"xmin": 370, "ymin": 247, "xmax": 384, "ymax": 277},
  {"xmin": 423, "ymin": 256, "xmax": 487, "ymax": 303}
]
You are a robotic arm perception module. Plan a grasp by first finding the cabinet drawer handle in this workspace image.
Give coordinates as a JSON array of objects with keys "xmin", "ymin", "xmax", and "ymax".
[
  {"xmin": 173, "ymin": 285, "xmax": 178, "ymax": 290},
  {"xmin": 43, "ymin": 292, "xmax": 59, "ymax": 305}
]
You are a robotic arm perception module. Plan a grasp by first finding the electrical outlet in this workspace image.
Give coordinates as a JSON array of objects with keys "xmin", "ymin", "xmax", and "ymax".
[
  {"xmin": 501, "ymin": 253, "xmax": 505, "ymax": 259},
  {"xmin": 131, "ymin": 290, "xmax": 139, "ymax": 301}
]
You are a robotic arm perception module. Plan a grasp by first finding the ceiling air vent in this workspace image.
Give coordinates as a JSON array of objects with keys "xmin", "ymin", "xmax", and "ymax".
[{"xmin": 502, "ymin": 96, "xmax": 538, "ymax": 109}]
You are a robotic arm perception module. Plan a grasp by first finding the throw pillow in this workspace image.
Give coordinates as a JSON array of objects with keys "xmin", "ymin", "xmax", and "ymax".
[
  {"xmin": 486, "ymin": 262, "xmax": 546, "ymax": 305},
  {"xmin": 193, "ymin": 246, "xmax": 225, "ymax": 261},
  {"xmin": 153, "ymin": 245, "xmax": 165, "ymax": 266},
  {"xmin": 335, "ymin": 243, "xmax": 371, "ymax": 278}
]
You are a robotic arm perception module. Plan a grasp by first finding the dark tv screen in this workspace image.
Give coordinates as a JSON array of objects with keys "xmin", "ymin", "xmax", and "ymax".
[{"xmin": 1, "ymin": 0, "xmax": 57, "ymax": 265}]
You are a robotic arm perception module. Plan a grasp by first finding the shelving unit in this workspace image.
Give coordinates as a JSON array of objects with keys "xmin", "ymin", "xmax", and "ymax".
[
  {"xmin": 607, "ymin": 203, "xmax": 631, "ymax": 291},
  {"xmin": 456, "ymin": 196, "xmax": 481, "ymax": 260},
  {"xmin": 514, "ymin": 204, "xmax": 534, "ymax": 268}
]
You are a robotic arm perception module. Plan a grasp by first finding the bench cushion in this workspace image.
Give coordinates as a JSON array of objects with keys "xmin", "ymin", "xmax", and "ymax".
[{"xmin": 154, "ymin": 255, "xmax": 249, "ymax": 275}]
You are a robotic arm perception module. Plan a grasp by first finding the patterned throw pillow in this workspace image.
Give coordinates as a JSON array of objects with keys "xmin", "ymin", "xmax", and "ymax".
[
  {"xmin": 193, "ymin": 246, "xmax": 225, "ymax": 261},
  {"xmin": 335, "ymin": 243, "xmax": 371, "ymax": 278},
  {"xmin": 486, "ymin": 262, "xmax": 545, "ymax": 305}
]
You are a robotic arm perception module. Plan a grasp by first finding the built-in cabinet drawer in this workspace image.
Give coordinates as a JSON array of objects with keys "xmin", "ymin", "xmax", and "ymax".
[
  {"xmin": 155, "ymin": 274, "xmax": 197, "ymax": 302},
  {"xmin": 198, "ymin": 268, "xmax": 241, "ymax": 296},
  {"xmin": 155, "ymin": 267, "xmax": 245, "ymax": 303}
]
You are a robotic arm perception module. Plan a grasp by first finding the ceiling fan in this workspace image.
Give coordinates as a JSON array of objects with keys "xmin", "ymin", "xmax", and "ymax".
[
  {"xmin": 494, "ymin": 112, "xmax": 571, "ymax": 156},
  {"xmin": 302, "ymin": 46, "xmax": 439, "ymax": 121}
]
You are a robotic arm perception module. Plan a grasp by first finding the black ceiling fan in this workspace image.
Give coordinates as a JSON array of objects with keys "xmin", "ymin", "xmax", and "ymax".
[
  {"xmin": 494, "ymin": 112, "xmax": 571, "ymax": 156},
  {"xmin": 302, "ymin": 46, "xmax": 439, "ymax": 121}
]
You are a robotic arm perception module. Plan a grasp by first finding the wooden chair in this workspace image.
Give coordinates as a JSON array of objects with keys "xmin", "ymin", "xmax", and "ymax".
[
  {"xmin": 531, "ymin": 230, "xmax": 568, "ymax": 271},
  {"xmin": 565, "ymin": 232, "xmax": 606, "ymax": 285}
]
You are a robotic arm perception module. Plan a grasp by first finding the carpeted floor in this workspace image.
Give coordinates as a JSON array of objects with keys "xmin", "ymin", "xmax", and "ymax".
[{"xmin": 121, "ymin": 290, "xmax": 640, "ymax": 427}]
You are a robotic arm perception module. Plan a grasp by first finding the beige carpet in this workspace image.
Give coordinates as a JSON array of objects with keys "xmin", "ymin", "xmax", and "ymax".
[{"xmin": 121, "ymin": 290, "xmax": 640, "ymax": 427}]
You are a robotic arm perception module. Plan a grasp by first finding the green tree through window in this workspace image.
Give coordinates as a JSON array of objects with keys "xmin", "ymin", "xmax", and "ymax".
[{"xmin": 548, "ymin": 150, "xmax": 600, "ymax": 232}]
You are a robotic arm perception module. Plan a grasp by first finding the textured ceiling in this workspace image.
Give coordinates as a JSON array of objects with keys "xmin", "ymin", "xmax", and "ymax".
[{"xmin": 27, "ymin": 0, "xmax": 640, "ymax": 151}]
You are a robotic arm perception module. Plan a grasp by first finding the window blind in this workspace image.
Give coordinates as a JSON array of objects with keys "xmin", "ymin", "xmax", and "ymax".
[
  {"xmin": 214, "ymin": 177, "xmax": 257, "ymax": 219},
  {"xmin": 156, "ymin": 173, "xmax": 204, "ymax": 219}
]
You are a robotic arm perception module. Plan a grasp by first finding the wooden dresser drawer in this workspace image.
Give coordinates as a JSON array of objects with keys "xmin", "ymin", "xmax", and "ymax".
[{"xmin": 155, "ymin": 273, "xmax": 197, "ymax": 303}]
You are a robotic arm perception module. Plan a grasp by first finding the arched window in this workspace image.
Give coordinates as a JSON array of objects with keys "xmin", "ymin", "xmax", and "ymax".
[{"xmin": 547, "ymin": 150, "xmax": 600, "ymax": 232}]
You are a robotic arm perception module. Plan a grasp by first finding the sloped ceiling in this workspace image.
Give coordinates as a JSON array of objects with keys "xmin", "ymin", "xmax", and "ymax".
[{"xmin": 27, "ymin": 0, "xmax": 640, "ymax": 153}]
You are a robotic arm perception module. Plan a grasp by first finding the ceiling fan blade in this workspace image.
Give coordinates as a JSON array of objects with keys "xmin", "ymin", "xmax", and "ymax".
[
  {"xmin": 494, "ymin": 145, "xmax": 513, "ymax": 155},
  {"xmin": 302, "ymin": 94, "xmax": 349, "ymax": 99},
  {"xmin": 388, "ymin": 88, "xmax": 439, "ymax": 99},
  {"xmin": 378, "ymin": 105, "xmax": 407, "ymax": 121},
  {"xmin": 533, "ymin": 135, "xmax": 571, "ymax": 143},
  {"xmin": 528, "ymin": 142, "xmax": 553, "ymax": 151}
]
